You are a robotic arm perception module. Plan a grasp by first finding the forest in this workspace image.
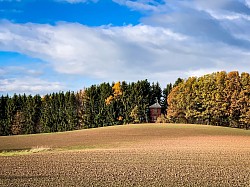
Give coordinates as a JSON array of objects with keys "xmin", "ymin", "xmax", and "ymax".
[
  {"xmin": 0, "ymin": 71, "xmax": 249, "ymax": 136},
  {"xmin": 0, "ymin": 80, "xmax": 169, "ymax": 135}
]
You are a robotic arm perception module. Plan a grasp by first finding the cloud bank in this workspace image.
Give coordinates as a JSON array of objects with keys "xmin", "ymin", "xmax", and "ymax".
[{"xmin": 1, "ymin": 0, "xmax": 250, "ymax": 94}]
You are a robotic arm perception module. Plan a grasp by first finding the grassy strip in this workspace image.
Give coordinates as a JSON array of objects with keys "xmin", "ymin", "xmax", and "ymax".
[
  {"xmin": 0, "ymin": 145, "xmax": 98, "ymax": 156},
  {"xmin": 0, "ymin": 146, "xmax": 52, "ymax": 156}
]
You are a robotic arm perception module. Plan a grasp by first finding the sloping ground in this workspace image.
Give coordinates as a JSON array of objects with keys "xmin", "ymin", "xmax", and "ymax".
[
  {"xmin": 0, "ymin": 123, "xmax": 249, "ymax": 151},
  {"xmin": 0, "ymin": 123, "xmax": 250, "ymax": 186}
]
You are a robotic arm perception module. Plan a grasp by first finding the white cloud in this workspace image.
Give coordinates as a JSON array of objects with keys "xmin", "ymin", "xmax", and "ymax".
[
  {"xmin": 1, "ymin": 20, "xmax": 250, "ymax": 87},
  {"xmin": 0, "ymin": 66, "xmax": 43, "ymax": 76},
  {"xmin": 1, "ymin": 0, "xmax": 250, "ymax": 95},
  {"xmin": 0, "ymin": 21, "xmax": 194, "ymax": 82},
  {"xmin": 0, "ymin": 0, "xmax": 250, "ymax": 96},
  {"xmin": 0, "ymin": 65, "xmax": 65, "ymax": 95},
  {"xmin": 141, "ymin": 0, "xmax": 250, "ymax": 49},
  {"xmin": 246, "ymin": 0, "xmax": 250, "ymax": 7},
  {"xmin": 0, "ymin": 77, "xmax": 65, "ymax": 95}
]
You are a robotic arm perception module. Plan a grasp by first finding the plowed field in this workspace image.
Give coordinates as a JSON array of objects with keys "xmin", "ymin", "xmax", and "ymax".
[{"xmin": 0, "ymin": 124, "xmax": 250, "ymax": 186}]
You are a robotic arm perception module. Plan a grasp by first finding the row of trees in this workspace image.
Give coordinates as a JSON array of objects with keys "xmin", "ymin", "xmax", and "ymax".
[
  {"xmin": 0, "ymin": 80, "xmax": 170, "ymax": 136},
  {"xmin": 0, "ymin": 92, "xmax": 82, "ymax": 136},
  {"xmin": 1, "ymin": 71, "xmax": 249, "ymax": 136},
  {"xmin": 167, "ymin": 71, "xmax": 250, "ymax": 129}
]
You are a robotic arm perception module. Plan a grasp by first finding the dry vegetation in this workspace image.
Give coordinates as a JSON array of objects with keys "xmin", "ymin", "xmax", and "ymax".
[{"xmin": 0, "ymin": 123, "xmax": 250, "ymax": 186}]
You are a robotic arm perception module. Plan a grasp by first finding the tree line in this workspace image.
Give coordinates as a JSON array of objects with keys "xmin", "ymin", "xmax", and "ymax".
[
  {"xmin": 0, "ymin": 92, "xmax": 81, "ymax": 136},
  {"xmin": 167, "ymin": 71, "xmax": 250, "ymax": 129},
  {"xmin": 1, "ymin": 71, "xmax": 249, "ymax": 136},
  {"xmin": 0, "ymin": 80, "xmax": 168, "ymax": 136}
]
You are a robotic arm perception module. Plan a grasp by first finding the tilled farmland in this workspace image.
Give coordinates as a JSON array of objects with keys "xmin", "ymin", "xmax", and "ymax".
[{"xmin": 0, "ymin": 124, "xmax": 250, "ymax": 186}]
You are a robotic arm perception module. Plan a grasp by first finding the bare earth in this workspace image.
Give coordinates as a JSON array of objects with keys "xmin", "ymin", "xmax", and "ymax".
[{"xmin": 0, "ymin": 123, "xmax": 250, "ymax": 186}]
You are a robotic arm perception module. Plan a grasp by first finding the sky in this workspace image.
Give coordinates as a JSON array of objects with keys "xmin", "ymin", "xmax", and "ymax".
[{"xmin": 0, "ymin": 0, "xmax": 250, "ymax": 95}]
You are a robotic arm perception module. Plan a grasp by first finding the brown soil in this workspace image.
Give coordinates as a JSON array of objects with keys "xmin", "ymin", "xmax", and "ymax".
[{"xmin": 0, "ymin": 124, "xmax": 249, "ymax": 186}]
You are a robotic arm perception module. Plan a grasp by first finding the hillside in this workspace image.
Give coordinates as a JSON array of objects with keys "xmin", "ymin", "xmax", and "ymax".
[
  {"xmin": 0, "ymin": 124, "xmax": 250, "ymax": 186},
  {"xmin": 1, "ymin": 123, "xmax": 249, "ymax": 152}
]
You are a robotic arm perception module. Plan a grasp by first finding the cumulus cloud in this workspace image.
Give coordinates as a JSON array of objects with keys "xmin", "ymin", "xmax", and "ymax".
[
  {"xmin": 140, "ymin": 0, "xmax": 250, "ymax": 49},
  {"xmin": 114, "ymin": 0, "xmax": 250, "ymax": 48},
  {"xmin": 1, "ymin": 0, "xmax": 250, "ymax": 94},
  {"xmin": 1, "ymin": 19, "xmax": 250, "ymax": 89},
  {"xmin": 0, "ymin": 21, "xmax": 191, "ymax": 79}
]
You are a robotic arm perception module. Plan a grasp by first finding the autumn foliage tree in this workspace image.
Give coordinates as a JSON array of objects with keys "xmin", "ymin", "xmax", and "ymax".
[{"xmin": 167, "ymin": 71, "xmax": 250, "ymax": 129}]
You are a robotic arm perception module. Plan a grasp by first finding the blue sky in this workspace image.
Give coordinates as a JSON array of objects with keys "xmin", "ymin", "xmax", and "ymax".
[{"xmin": 1, "ymin": 0, "xmax": 250, "ymax": 95}]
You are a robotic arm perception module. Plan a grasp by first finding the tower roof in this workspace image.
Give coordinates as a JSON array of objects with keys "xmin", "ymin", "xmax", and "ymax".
[{"xmin": 149, "ymin": 101, "xmax": 162, "ymax": 109}]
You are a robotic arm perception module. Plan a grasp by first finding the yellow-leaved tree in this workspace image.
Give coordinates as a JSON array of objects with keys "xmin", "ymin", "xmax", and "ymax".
[{"xmin": 105, "ymin": 82, "xmax": 122, "ymax": 105}]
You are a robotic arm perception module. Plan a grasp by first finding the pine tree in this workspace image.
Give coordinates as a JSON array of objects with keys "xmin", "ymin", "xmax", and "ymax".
[
  {"xmin": 76, "ymin": 89, "xmax": 86, "ymax": 129},
  {"xmin": 40, "ymin": 94, "xmax": 53, "ymax": 133},
  {"xmin": 162, "ymin": 83, "xmax": 172, "ymax": 112},
  {"xmin": 33, "ymin": 95, "xmax": 42, "ymax": 133},
  {"xmin": 0, "ymin": 95, "xmax": 9, "ymax": 135}
]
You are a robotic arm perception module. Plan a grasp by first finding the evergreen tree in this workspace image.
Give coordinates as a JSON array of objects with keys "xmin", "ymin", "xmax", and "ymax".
[
  {"xmin": 76, "ymin": 89, "xmax": 86, "ymax": 129},
  {"xmin": 66, "ymin": 92, "xmax": 79, "ymax": 130},
  {"xmin": 162, "ymin": 83, "xmax": 172, "ymax": 112},
  {"xmin": 22, "ymin": 95, "xmax": 35, "ymax": 134},
  {"xmin": 0, "ymin": 95, "xmax": 9, "ymax": 135},
  {"xmin": 32, "ymin": 95, "xmax": 42, "ymax": 133},
  {"xmin": 40, "ymin": 94, "xmax": 53, "ymax": 133}
]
